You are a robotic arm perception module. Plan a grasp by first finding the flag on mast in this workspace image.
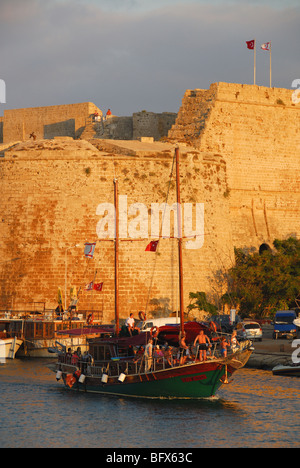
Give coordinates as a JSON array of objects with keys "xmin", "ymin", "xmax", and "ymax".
[
  {"xmin": 246, "ymin": 39, "xmax": 255, "ymax": 49},
  {"xmin": 261, "ymin": 41, "xmax": 272, "ymax": 87},
  {"xmin": 145, "ymin": 240, "xmax": 159, "ymax": 252},
  {"xmin": 84, "ymin": 242, "xmax": 96, "ymax": 258}
]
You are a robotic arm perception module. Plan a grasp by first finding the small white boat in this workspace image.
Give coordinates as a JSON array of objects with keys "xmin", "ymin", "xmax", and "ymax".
[
  {"xmin": 272, "ymin": 363, "xmax": 300, "ymax": 377},
  {"xmin": 0, "ymin": 335, "xmax": 23, "ymax": 361}
]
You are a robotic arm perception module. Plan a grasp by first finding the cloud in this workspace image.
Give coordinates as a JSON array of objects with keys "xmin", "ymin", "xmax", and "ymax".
[{"xmin": 0, "ymin": 0, "xmax": 299, "ymax": 116}]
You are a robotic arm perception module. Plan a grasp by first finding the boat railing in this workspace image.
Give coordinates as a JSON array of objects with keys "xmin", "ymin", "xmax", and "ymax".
[{"xmin": 57, "ymin": 340, "xmax": 253, "ymax": 379}]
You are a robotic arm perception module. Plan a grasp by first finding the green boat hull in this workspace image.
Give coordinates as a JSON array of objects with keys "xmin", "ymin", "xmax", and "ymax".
[{"xmin": 59, "ymin": 351, "xmax": 252, "ymax": 399}]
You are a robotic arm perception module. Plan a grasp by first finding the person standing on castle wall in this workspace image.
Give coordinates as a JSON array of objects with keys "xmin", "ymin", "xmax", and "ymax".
[
  {"xmin": 105, "ymin": 109, "xmax": 112, "ymax": 120},
  {"xmin": 93, "ymin": 111, "xmax": 100, "ymax": 122}
]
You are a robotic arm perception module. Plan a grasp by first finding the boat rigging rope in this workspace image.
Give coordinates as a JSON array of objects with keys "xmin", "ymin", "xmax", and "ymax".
[{"xmin": 144, "ymin": 149, "xmax": 177, "ymax": 315}]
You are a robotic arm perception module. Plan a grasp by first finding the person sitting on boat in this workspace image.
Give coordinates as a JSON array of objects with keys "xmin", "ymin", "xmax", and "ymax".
[
  {"xmin": 179, "ymin": 332, "xmax": 190, "ymax": 365},
  {"xmin": 125, "ymin": 313, "xmax": 139, "ymax": 336},
  {"xmin": 231, "ymin": 331, "xmax": 240, "ymax": 353},
  {"xmin": 164, "ymin": 346, "xmax": 173, "ymax": 367},
  {"xmin": 134, "ymin": 346, "xmax": 145, "ymax": 363},
  {"xmin": 193, "ymin": 329, "xmax": 211, "ymax": 362},
  {"xmin": 220, "ymin": 336, "xmax": 230, "ymax": 358},
  {"xmin": 154, "ymin": 345, "xmax": 164, "ymax": 364}
]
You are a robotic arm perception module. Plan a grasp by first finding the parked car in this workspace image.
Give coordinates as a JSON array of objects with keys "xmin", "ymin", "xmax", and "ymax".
[
  {"xmin": 273, "ymin": 310, "xmax": 298, "ymax": 340},
  {"xmin": 236, "ymin": 321, "xmax": 263, "ymax": 341},
  {"xmin": 213, "ymin": 315, "xmax": 234, "ymax": 334}
]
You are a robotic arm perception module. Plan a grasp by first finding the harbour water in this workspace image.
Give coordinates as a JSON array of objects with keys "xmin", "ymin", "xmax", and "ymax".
[{"xmin": 0, "ymin": 358, "xmax": 299, "ymax": 449}]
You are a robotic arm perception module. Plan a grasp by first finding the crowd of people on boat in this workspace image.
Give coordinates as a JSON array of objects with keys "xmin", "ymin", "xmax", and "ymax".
[{"xmin": 59, "ymin": 316, "xmax": 248, "ymax": 374}]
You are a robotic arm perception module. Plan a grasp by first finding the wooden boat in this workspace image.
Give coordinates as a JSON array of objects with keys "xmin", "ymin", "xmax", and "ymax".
[
  {"xmin": 0, "ymin": 309, "xmax": 102, "ymax": 358},
  {"xmin": 0, "ymin": 332, "xmax": 23, "ymax": 360},
  {"xmin": 272, "ymin": 363, "xmax": 300, "ymax": 377},
  {"xmin": 53, "ymin": 148, "xmax": 253, "ymax": 399}
]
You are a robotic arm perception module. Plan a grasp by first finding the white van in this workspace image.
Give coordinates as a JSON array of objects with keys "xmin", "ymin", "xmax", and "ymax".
[{"xmin": 136, "ymin": 316, "xmax": 180, "ymax": 333}]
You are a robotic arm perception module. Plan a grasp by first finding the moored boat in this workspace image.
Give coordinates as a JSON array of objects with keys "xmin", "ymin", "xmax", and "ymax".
[
  {"xmin": 0, "ymin": 332, "xmax": 23, "ymax": 360},
  {"xmin": 272, "ymin": 363, "xmax": 300, "ymax": 377},
  {"xmin": 0, "ymin": 309, "xmax": 103, "ymax": 358}
]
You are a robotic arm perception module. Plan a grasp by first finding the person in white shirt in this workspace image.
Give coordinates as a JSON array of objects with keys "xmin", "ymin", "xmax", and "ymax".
[{"xmin": 125, "ymin": 313, "xmax": 139, "ymax": 335}]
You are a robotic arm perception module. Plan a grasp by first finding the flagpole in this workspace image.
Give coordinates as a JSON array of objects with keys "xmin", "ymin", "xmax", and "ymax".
[
  {"xmin": 175, "ymin": 147, "xmax": 184, "ymax": 336},
  {"xmin": 269, "ymin": 42, "xmax": 272, "ymax": 87},
  {"xmin": 114, "ymin": 178, "xmax": 120, "ymax": 336},
  {"xmin": 254, "ymin": 38, "xmax": 256, "ymax": 85}
]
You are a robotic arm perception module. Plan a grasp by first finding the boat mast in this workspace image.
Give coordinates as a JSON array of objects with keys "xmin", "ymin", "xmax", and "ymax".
[
  {"xmin": 114, "ymin": 178, "xmax": 120, "ymax": 336},
  {"xmin": 175, "ymin": 147, "xmax": 185, "ymax": 335}
]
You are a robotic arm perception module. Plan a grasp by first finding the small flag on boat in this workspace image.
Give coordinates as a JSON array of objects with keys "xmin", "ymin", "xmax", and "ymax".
[
  {"xmin": 93, "ymin": 282, "xmax": 103, "ymax": 292},
  {"xmin": 246, "ymin": 39, "xmax": 255, "ymax": 49},
  {"xmin": 84, "ymin": 242, "xmax": 96, "ymax": 258},
  {"xmin": 85, "ymin": 281, "xmax": 94, "ymax": 291},
  {"xmin": 145, "ymin": 240, "xmax": 159, "ymax": 252},
  {"xmin": 261, "ymin": 42, "xmax": 270, "ymax": 51}
]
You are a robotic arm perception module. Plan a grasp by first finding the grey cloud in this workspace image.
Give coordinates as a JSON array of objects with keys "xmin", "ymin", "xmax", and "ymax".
[{"xmin": 0, "ymin": 1, "xmax": 299, "ymax": 116}]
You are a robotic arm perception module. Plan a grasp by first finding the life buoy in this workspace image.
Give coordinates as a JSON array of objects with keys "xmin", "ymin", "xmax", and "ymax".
[
  {"xmin": 150, "ymin": 326, "xmax": 159, "ymax": 338},
  {"xmin": 138, "ymin": 311, "xmax": 146, "ymax": 321},
  {"xmin": 87, "ymin": 313, "xmax": 94, "ymax": 325}
]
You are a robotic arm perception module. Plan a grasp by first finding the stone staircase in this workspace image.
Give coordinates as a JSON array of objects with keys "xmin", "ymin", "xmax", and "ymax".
[{"xmin": 80, "ymin": 115, "xmax": 133, "ymax": 141}]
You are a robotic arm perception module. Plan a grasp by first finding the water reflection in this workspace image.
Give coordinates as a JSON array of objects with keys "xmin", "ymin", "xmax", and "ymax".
[{"xmin": 0, "ymin": 361, "xmax": 299, "ymax": 448}]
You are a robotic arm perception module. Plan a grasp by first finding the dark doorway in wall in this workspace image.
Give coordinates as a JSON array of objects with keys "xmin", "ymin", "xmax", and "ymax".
[{"xmin": 259, "ymin": 243, "xmax": 271, "ymax": 255}]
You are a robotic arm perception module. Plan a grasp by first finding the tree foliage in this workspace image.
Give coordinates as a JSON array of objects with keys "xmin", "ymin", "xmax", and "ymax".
[
  {"xmin": 188, "ymin": 291, "xmax": 218, "ymax": 315},
  {"xmin": 222, "ymin": 237, "xmax": 300, "ymax": 318}
]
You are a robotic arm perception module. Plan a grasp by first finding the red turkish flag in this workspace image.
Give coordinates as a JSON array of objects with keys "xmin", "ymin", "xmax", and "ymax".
[
  {"xmin": 145, "ymin": 240, "xmax": 159, "ymax": 252},
  {"xmin": 93, "ymin": 282, "xmax": 103, "ymax": 292},
  {"xmin": 246, "ymin": 40, "xmax": 255, "ymax": 50}
]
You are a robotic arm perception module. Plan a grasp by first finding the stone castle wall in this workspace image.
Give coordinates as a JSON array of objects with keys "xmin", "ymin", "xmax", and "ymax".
[
  {"xmin": 169, "ymin": 82, "xmax": 300, "ymax": 249},
  {"xmin": 0, "ymin": 105, "xmax": 177, "ymax": 143},
  {"xmin": 2, "ymin": 102, "xmax": 101, "ymax": 143},
  {"xmin": 0, "ymin": 138, "xmax": 232, "ymax": 319}
]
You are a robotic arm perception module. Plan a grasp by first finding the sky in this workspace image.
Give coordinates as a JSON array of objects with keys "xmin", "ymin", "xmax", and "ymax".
[{"xmin": 0, "ymin": 0, "xmax": 299, "ymax": 116}]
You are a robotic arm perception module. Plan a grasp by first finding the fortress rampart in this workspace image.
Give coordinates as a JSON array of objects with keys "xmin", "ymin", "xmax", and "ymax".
[
  {"xmin": 0, "ymin": 82, "xmax": 299, "ymax": 319},
  {"xmin": 169, "ymin": 82, "xmax": 300, "ymax": 249}
]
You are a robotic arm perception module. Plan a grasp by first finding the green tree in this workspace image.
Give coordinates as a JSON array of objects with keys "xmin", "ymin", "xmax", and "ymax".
[
  {"xmin": 187, "ymin": 291, "xmax": 218, "ymax": 315},
  {"xmin": 222, "ymin": 237, "xmax": 300, "ymax": 318}
]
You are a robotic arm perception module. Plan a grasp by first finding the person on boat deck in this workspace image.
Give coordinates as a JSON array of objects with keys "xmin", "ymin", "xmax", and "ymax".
[
  {"xmin": 164, "ymin": 346, "xmax": 173, "ymax": 367},
  {"xmin": 179, "ymin": 332, "xmax": 190, "ymax": 365},
  {"xmin": 125, "ymin": 313, "xmax": 139, "ymax": 335},
  {"xmin": 128, "ymin": 345, "xmax": 135, "ymax": 357},
  {"xmin": 145, "ymin": 338, "xmax": 153, "ymax": 372},
  {"xmin": 193, "ymin": 329, "xmax": 211, "ymax": 362},
  {"xmin": 220, "ymin": 336, "xmax": 230, "ymax": 358},
  {"xmin": 231, "ymin": 331, "xmax": 240, "ymax": 353},
  {"xmin": 209, "ymin": 320, "xmax": 218, "ymax": 338},
  {"xmin": 71, "ymin": 350, "xmax": 79, "ymax": 366},
  {"xmin": 66, "ymin": 348, "xmax": 72, "ymax": 363},
  {"xmin": 81, "ymin": 351, "xmax": 93, "ymax": 373},
  {"xmin": 76, "ymin": 347, "xmax": 82, "ymax": 360},
  {"xmin": 154, "ymin": 345, "xmax": 164, "ymax": 363}
]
